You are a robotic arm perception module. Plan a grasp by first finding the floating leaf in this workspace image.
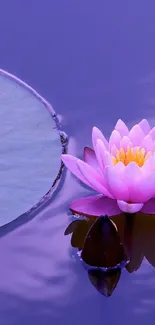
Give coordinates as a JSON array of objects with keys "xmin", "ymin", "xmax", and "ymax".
[{"xmin": 0, "ymin": 69, "xmax": 64, "ymax": 226}]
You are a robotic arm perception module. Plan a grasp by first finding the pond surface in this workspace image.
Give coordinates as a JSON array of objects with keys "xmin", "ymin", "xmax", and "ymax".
[{"xmin": 0, "ymin": 0, "xmax": 155, "ymax": 324}]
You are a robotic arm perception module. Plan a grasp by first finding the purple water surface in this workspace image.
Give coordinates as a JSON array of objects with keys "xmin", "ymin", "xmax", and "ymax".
[{"xmin": 0, "ymin": 0, "xmax": 155, "ymax": 324}]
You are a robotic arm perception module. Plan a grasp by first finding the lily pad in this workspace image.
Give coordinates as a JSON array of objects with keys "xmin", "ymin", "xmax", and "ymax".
[{"xmin": 0, "ymin": 69, "xmax": 66, "ymax": 226}]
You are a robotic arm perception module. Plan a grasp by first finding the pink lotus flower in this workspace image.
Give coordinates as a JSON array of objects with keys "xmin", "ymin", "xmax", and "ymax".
[{"xmin": 62, "ymin": 119, "xmax": 155, "ymax": 217}]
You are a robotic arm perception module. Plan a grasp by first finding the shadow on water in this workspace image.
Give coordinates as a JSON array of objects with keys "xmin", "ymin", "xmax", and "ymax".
[{"xmin": 65, "ymin": 212, "xmax": 155, "ymax": 297}]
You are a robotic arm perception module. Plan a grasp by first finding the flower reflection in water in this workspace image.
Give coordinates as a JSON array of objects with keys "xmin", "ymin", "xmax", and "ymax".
[
  {"xmin": 112, "ymin": 212, "xmax": 155, "ymax": 273},
  {"xmin": 80, "ymin": 216, "xmax": 127, "ymax": 268},
  {"xmin": 88, "ymin": 268, "xmax": 121, "ymax": 297},
  {"xmin": 64, "ymin": 212, "xmax": 155, "ymax": 296}
]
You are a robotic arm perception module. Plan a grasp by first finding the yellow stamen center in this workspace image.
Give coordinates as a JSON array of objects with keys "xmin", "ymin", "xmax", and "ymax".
[{"xmin": 112, "ymin": 146, "xmax": 151, "ymax": 167}]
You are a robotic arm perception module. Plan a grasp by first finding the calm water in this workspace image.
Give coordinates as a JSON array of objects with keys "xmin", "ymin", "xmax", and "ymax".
[{"xmin": 0, "ymin": 0, "xmax": 155, "ymax": 324}]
